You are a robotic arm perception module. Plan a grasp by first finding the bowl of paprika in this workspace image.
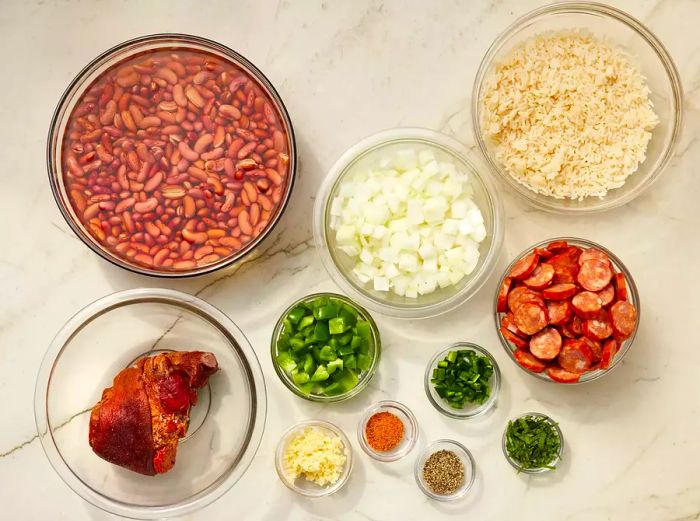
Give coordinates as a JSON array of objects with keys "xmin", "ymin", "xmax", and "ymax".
[{"xmin": 357, "ymin": 400, "xmax": 418, "ymax": 462}]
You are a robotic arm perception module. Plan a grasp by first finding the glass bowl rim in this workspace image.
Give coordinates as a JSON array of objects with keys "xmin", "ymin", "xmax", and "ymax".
[
  {"xmin": 471, "ymin": 1, "xmax": 684, "ymax": 214},
  {"xmin": 501, "ymin": 412, "xmax": 563, "ymax": 474},
  {"xmin": 413, "ymin": 438, "xmax": 477, "ymax": 501},
  {"xmin": 356, "ymin": 399, "xmax": 419, "ymax": 462},
  {"xmin": 424, "ymin": 342, "xmax": 501, "ymax": 419},
  {"xmin": 269, "ymin": 292, "xmax": 381, "ymax": 403},
  {"xmin": 493, "ymin": 236, "xmax": 641, "ymax": 384},
  {"xmin": 33, "ymin": 287, "xmax": 268, "ymax": 519},
  {"xmin": 312, "ymin": 126, "xmax": 505, "ymax": 319},
  {"xmin": 46, "ymin": 32, "xmax": 297, "ymax": 278},
  {"xmin": 274, "ymin": 419, "xmax": 353, "ymax": 497}
]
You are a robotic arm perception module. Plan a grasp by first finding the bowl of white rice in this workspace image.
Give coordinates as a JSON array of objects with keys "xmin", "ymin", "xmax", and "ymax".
[{"xmin": 472, "ymin": 1, "xmax": 683, "ymax": 214}]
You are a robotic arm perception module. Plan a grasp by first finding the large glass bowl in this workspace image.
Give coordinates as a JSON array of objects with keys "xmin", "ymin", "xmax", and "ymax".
[
  {"xmin": 34, "ymin": 288, "xmax": 267, "ymax": 519},
  {"xmin": 313, "ymin": 127, "xmax": 504, "ymax": 319},
  {"xmin": 494, "ymin": 237, "xmax": 640, "ymax": 384},
  {"xmin": 270, "ymin": 292, "xmax": 381, "ymax": 403},
  {"xmin": 47, "ymin": 33, "xmax": 296, "ymax": 277},
  {"xmin": 472, "ymin": 2, "xmax": 683, "ymax": 213}
]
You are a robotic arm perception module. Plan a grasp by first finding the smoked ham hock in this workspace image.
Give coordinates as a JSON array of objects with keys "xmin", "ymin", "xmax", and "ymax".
[{"xmin": 89, "ymin": 351, "xmax": 219, "ymax": 476}]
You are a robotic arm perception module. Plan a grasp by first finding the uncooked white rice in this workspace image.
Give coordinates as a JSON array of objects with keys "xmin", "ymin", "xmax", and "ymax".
[{"xmin": 480, "ymin": 31, "xmax": 658, "ymax": 200}]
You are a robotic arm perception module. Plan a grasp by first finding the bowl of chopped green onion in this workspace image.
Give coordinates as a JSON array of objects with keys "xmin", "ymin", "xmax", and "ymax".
[
  {"xmin": 424, "ymin": 343, "xmax": 500, "ymax": 419},
  {"xmin": 502, "ymin": 412, "xmax": 563, "ymax": 474},
  {"xmin": 271, "ymin": 293, "xmax": 381, "ymax": 402}
]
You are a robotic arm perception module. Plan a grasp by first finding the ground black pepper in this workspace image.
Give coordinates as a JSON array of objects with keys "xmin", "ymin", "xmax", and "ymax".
[{"xmin": 422, "ymin": 449, "xmax": 465, "ymax": 495}]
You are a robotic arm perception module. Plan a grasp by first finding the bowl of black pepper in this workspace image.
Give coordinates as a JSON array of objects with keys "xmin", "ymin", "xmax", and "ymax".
[{"xmin": 414, "ymin": 440, "xmax": 475, "ymax": 501}]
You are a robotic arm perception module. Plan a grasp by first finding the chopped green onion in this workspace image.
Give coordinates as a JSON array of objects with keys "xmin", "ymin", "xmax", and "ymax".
[{"xmin": 430, "ymin": 349, "xmax": 494, "ymax": 409}]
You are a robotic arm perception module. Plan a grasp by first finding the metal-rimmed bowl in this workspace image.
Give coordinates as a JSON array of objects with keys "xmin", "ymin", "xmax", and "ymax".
[
  {"xmin": 424, "ymin": 343, "xmax": 501, "ymax": 419},
  {"xmin": 494, "ymin": 237, "xmax": 640, "ymax": 384},
  {"xmin": 47, "ymin": 33, "xmax": 296, "ymax": 277},
  {"xmin": 274, "ymin": 419, "xmax": 353, "ymax": 498},
  {"xmin": 414, "ymin": 439, "xmax": 476, "ymax": 501},
  {"xmin": 34, "ymin": 288, "xmax": 267, "ymax": 519},
  {"xmin": 313, "ymin": 127, "xmax": 504, "ymax": 319},
  {"xmin": 270, "ymin": 292, "xmax": 381, "ymax": 403},
  {"xmin": 502, "ymin": 412, "xmax": 563, "ymax": 474},
  {"xmin": 357, "ymin": 400, "xmax": 418, "ymax": 462},
  {"xmin": 472, "ymin": 2, "xmax": 683, "ymax": 213}
]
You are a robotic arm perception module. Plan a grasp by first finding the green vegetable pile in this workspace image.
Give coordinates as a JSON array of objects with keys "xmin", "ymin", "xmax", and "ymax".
[
  {"xmin": 505, "ymin": 415, "xmax": 562, "ymax": 472},
  {"xmin": 275, "ymin": 295, "xmax": 374, "ymax": 397},
  {"xmin": 431, "ymin": 349, "xmax": 494, "ymax": 409}
]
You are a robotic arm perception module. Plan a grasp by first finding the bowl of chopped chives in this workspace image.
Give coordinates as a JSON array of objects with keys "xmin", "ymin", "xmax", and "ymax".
[
  {"xmin": 502, "ymin": 412, "xmax": 563, "ymax": 473},
  {"xmin": 414, "ymin": 440, "xmax": 476, "ymax": 501},
  {"xmin": 424, "ymin": 343, "xmax": 501, "ymax": 419},
  {"xmin": 271, "ymin": 293, "xmax": 381, "ymax": 403}
]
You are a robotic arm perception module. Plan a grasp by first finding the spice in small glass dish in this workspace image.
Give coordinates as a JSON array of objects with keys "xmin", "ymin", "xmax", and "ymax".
[
  {"xmin": 504, "ymin": 413, "xmax": 562, "ymax": 472},
  {"xmin": 422, "ymin": 449, "xmax": 465, "ymax": 495},
  {"xmin": 364, "ymin": 411, "xmax": 404, "ymax": 452}
]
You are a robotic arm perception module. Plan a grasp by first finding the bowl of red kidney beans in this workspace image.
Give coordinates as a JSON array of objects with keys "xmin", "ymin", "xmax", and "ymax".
[
  {"xmin": 494, "ymin": 237, "xmax": 640, "ymax": 384},
  {"xmin": 48, "ymin": 34, "xmax": 296, "ymax": 277}
]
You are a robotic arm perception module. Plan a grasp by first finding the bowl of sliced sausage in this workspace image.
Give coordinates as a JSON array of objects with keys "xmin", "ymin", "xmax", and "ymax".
[{"xmin": 494, "ymin": 238, "xmax": 639, "ymax": 384}]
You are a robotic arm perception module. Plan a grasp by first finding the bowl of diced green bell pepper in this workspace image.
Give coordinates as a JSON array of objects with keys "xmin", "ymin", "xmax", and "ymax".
[{"xmin": 271, "ymin": 293, "xmax": 381, "ymax": 402}]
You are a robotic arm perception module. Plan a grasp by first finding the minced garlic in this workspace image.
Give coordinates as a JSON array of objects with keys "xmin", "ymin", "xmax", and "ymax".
[{"xmin": 283, "ymin": 427, "xmax": 347, "ymax": 487}]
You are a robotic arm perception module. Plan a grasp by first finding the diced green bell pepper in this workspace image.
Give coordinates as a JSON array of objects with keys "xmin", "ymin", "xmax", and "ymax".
[
  {"xmin": 292, "ymin": 372, "xmax": 310, "ymax": 385},
  {"xmin": 310, "ymin": 365, "xmax": 330, "ymax": 382}
]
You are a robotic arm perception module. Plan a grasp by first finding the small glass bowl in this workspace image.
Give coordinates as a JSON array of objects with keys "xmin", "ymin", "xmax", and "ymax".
[
  {"xmin": 424, "ymin": 343, "xmax": 501, "ymax": 419},
  {"xmin": 47, "ymin": 33, "xmax": 296, "ymax": 277},
  {"xmin": 502, "ymin": 412, "xmax": 563, "ymax": 474},
  {"xmin": 270, "ymin": 292, "xmax": 381, "ymax": 403},
  {"xmin": 275, "ymin": 420, "xmax": 353, "ymax": 498},
  {"xmin": 494, "ymin": 237, "xmax": 640, "ymax": 384},
  {"xmin": 34, "ymin": 288, "xmax": 267, "ymax": 519},
  {"xmin": 414, "ymin": 439, "xmax": 476, "ymax": 501},
  {"xmin": 313, "ymin": 127, "xmax": 504, "ymax": 319},
  {"xmin": 357, "ymin": 400, "xmax": 418, "ymax": 462},
  {"xmin": 472, "ymin": 2, "xmax": 683, "ymax": 214}
]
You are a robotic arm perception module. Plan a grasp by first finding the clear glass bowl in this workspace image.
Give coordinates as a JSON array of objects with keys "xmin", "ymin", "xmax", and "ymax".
[
  {"xmin": 357, "ymin": 400, "xmax": 418, "ymax": 462},
  {"xmin": 424, "ymin": 343, "xmax": 501, "ymax": 419},
  {"xmin": 414, "ymin": 439, "xmax": 476, "ymax": 501},
  {"xmin": 47, "ymin": 33, "xmax": 296, "ymax": 277},
  {"xmin": 472, "ymin": 2, "xmax": 683, "ymax": 214},
  {"xmin": 502, "ymin": 412, "xmax": 563, "ymax": 474},
  {"xmin": 34, "ymin": 288, "xmax": 267, "ymax": 519},
  {"xmin": 313, "ymin": 127, "xmax": 504, "ymax": 319},
  {"xmin": 494, "ymin": 237, "xmax": 640, "ymax": 384},
  {"xmin": 270, "ymin": 292, "xmax": 381, "ymax": 403},
  {"xmin": 275, "ymin": 420, "xmax": 353, "ymax": 497}
]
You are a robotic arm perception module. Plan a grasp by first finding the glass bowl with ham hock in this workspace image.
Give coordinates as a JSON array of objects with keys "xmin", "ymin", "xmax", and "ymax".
[
  {"xmin": 472, "ymin": 2, "xmax": 682, "ymax": 214},
  {"xmin": 48, "ymin": 33, "xmax": 296, "ymax": 277},
  {"xmin": 314, "ymin": 127, "xmax": 504, "ymax": 319},
  {"xmin": 34, "ymin": 288, "xmax": 267, "ymax": 519},
  {"xmin": 494, "ymin": 237, "xmax": 640, "ymax": 384},
  {"xmin": 271, "ymin": 293, "xmax": 380, "ymax": 402}
]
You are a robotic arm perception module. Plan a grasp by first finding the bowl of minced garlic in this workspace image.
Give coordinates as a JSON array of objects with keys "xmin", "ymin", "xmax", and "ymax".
[
  {"xmin": 276, "ymin": 420, "xmax": 352, "ymax": 497},
  {"xmin": 358, "ymin": 400, "xmax": 418, "ymax": 462}
]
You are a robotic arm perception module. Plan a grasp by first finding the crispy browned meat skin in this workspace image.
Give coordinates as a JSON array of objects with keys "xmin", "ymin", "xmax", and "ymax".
[{"xmin": 89, "ymin": 351, "xmax": 218, "ymax": 476}]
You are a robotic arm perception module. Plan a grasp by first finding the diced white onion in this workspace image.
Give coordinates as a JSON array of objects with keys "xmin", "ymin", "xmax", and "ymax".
[{"xmin": 330, "ymin": 147, "xmax": 487, "ymax": 297}]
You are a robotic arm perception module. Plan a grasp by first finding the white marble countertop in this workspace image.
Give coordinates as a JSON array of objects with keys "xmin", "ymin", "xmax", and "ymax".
[{"xmin": 1, "ymin": 0, "xmax": 699, "ymax": 519}]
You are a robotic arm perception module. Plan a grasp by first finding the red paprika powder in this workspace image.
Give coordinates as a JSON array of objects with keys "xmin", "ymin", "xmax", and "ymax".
[{"xmin": 365, "ymin": 411, "xmax": 404, "ymax": 452}]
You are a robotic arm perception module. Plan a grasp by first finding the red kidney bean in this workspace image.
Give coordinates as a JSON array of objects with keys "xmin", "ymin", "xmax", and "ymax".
[{"xmin": 61, "ymin": 48, "xmax": 290, "ymax": 272}]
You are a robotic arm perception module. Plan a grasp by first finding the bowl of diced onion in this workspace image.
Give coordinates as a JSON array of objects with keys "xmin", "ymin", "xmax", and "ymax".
[{"xmin": 313, "ymin": 128, "xmax": 504, "ymax": 319}]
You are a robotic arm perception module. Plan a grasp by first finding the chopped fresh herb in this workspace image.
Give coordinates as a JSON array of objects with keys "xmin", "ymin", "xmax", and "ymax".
[
  {"xmin": 505, "ymin": 415, "xmax": 561, "ymax": 472},
  {"xmin": 430, "ymin": 349, "xmax": 494, "ymax": 409}
]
